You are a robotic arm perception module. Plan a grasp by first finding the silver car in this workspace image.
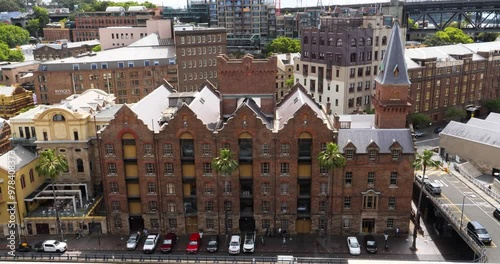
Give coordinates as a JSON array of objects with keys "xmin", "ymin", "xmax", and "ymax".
[{"xmin": 127, "ymin": 233, "xmax": 141, "ymax": 250}]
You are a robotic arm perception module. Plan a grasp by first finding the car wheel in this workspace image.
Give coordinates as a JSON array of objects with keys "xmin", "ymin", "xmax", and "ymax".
[{"xmin": 56, "ymin": 249, "xmax": 60, "ymax": 253}]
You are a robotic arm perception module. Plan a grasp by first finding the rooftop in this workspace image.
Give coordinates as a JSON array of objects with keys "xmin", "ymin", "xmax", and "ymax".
[
  {"xmin": 0, "ymin": 146, "xmax": 36, "ymax": 172},
  {"xmin": 441, "ymin": 113, "xmax": 500, "ymax": 148}
]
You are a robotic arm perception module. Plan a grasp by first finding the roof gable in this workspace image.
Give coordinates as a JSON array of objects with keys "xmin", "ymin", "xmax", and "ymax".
[
  {"xmin": 276, "ymin": 84, "xmax": 326, "ymax": 130},
  {"xmin": 338, "ymin": 129, "xmax": 414, "ymax": 154},
  {"xmin": 131, "ymin": 84, "xmax": 172, "ymax": 132}
]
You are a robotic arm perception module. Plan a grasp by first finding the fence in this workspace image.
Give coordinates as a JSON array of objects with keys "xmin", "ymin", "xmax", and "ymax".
[{"xmin": 0, "ymin": 253, "xmax": 348, "ymax": 264}]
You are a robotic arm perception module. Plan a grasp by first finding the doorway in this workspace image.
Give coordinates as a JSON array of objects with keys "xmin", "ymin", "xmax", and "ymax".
[
  {"xmin": 35, "ymin": 223, "xmax": 50, "ymax": 234},
  {"xmin": 295, "ymin": 219, "xmax": 311, "ymax": 233},
  {"xmin": 362, "ymin": 218, "xmax": 375, "ymax": 233},
  {"xmin": 128, "ymin": 216, "xmax": 144, "ymax": 232}
]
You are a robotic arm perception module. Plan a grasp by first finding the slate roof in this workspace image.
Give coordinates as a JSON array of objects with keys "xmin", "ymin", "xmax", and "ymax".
[
  {"xmin": 375, "ymin": 22, "xmax": 411, "ymax": 85},
  {"xmin": 0, "ymin": 146, "xmax": 36, "ymax": 172},
  {"xmin": 441, "ymin": 120, "xmax": 500, "ymax": 148},
  {"xmin": 276, "ymin": 86, "xmax": 327, "ymax": 130},
  {"xmin": 131, "ymin": 84, "xmax": 172, "ymax": 132},
  {"xmin": 337, "ymin": 129, "xmax": 414, "ymax": 154}
]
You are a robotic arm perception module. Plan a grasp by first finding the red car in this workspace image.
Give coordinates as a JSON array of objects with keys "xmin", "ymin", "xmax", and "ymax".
[
  {"xmin": 160, "ymin": 233, "xmax": 177, "ymax": 253},
  {"xmin": 186, "ymin": 233, "xmax": 201, "ymax": 254}
]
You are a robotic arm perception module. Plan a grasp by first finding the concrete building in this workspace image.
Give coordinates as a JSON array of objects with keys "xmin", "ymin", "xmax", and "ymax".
[
  {"xmin": 162, "ymin": 0, "xmax": 210, "ymax": 25},
  {"xmin": 98, "ymin": 21, "xmax": 414, "ymax": 236},
  {"xmin": 174, "ymin": 25, "xmax": 227, "ymax": 91},
  {"xmin": 98, "ymin": 20, "xmax": 173, "ymax": 50},
  {"xmin": 34, "ymin": 34, "xmax": 177, "ymax": 105},
  {"xmin": 73, "ymin": 6, "xmax": 155, "ymax": 42},
  {"xmin": 0, "ymin": 86, "xmax": 34, "ymax": 119},
  {"xmin": 0, "ymin": 61, "xmax": 40, "ymax": 89},
  {"xmin": 276, "ymin": 53, "xmax": 300, "ymax": 102},
  {"xmin": 276, "ymin": 14, "xmax": 295, "ymax": 38},
  {"xmin": 34, "ymin": 40, "xmax": 100, "ymax": 61}
]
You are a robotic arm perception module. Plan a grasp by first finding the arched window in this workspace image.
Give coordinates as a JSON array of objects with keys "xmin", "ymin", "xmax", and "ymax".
[
  {"xmin": 336, "ymin": 38, "xmax": 342, "ymax": 47},
  {"xmin": 319, "ymin": 37, "xmax": 325, "ymax": 45},
  {"xmin": 77, "ymin": 158, "xmax": 84, "ymax": 173},
  {"xmin": 20, "ymin": 174, "xmax": 26, "ymax": 189},
  {"xmin": 29, "ymin": 169, "xmax": 34, "ymax": 183},
  {"xmin": 367, "ymin": 37, "xmax": 373, "ymax": 46},
  {"xmin": 304, "ymin": 36, "xmax": 309, "ymax": 44},
  {"xmin": 359, "ymin": 38, "xmax": 365, "ymax": 46},
  {"xmin": 311, "ymin": 37, "xmax": 317, "ymax": 45},
  {"xmin": 350, "ymin": 38, "xmax": 356, "ymax": 47},
  {"xmin": 382, "ymin": 36, "xmax": 387, "ymax": 45},
  {"xmin": 328, "ymin": 38, "xmax": 334, "ymax": 46},
  {"xmin": 53, "ymin": 114, "xmax": 65, "ymax": 121}
]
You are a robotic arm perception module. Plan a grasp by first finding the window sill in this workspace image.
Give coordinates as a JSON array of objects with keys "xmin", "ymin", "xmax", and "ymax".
[{"xmin": 389, "ymin": 185, "xmax": 398, "ymax": 189}]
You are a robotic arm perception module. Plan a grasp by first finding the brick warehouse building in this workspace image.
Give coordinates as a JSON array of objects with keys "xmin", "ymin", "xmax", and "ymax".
[{"xmin": 98, "ymin": 21, "xmax": 414, "ymax": 236}]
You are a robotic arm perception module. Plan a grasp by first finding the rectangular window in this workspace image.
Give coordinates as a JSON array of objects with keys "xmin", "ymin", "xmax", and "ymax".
[
  {"xmin": 390, "ymin": 172, "xmax": 398, "ymax": 186},
  {"xmin": 109, "ymin": 182, "xmax": 118, "ymax": 193},
  {"xmin": 344, "ymin": 172, "xmax": 352, "ymax": 186},
  {"xmin": 205, "ymin": 201, "xmax": 214, "ymax": 212},
  {"xmin": 320, "ymin": 166, "xmax": 328, "ymax": 175},
  {"xmin": 150, "ymin": 219, "xmax": 159, "ymax": 229},
  {"xmin": 168, "ymin": 218, "xmax": 177, "ymax": 229},
  {"xmin": 280, "ymin": 202, "xmax": 288, "ymax": 212},
  {"xmin": 118, "ymin": 62, "xmax": 124, "ymax": 68},
  {"xmin": 280, "ymin": 163, "xmax": 290, "ymax": 176},
  {"xmin": 261, "ymin": 162, "xmax": 270, "ymax": 176},
  {"xmin": 262, "ymin": 219, "xmax": 271, "ymax": 229},
  {"xmin": 107, "ymin": 163, "xmax": 117, "ymax": 175},
  {"xmin": 368, "ymin": 149, "xmax": 377, "ymax": 161},
  {"xmin": 391, "ymin": 149, "xmax": 400, "ymax": 160},
  {"xmin": 262, "ymin": 182, "xmax": 271, "ymax": 194},
  {"xmin": 164, "ymin": 163, "xmax": 174, "ymax": 176},
  {"xmin": 280, "ymin": 183, "xmax": 289, "ymax": 195},
  {"xmin": 261, "ymin": 144, "xmax": 270, "ymax": 156},
  {"xmin": 387, "ymin": 218, "xmax": 394, "ymax": 228},
  {"xmin": 346, "ymin": 150, "xmax": 354, "ymax": 160},
  {"xmin": 149, "ymin": 201, "xmax": 158, "ymax": 212},
  {"xmin": 111, "ymin": 201, "xmax": 120, "ymax": 212},
  {"xmin": 201, "ymin": 144, "xmax": 212, "ymax": 157},
  {"xmin": 147, "ymin": 182, "xmax": 157, "ymax": 194},
  {"xmin": 206, "ymin": 218, "xmax": 215, "ymax": 230},
  {"xmin": 105, "ymin": 144, "xmax": 115, "ymax": 156},
  {"xmin": 280, "ymin": 143, "xmax": 290, "ymax": 156},
  {"xmin": 363, "ymin": 195, "xmax": 378, "ymax": 209},
  {"xmin": 343, "ymin": 218, "xmax": 351, "ymax": 228},
  {"xmin": 203, "ymin": 162, "xmax": 212, "ymax": 176},
  {"xmin": 166, "ymin": 183, "xmax": 175, "ymax": 194},
  {"xmin": 163, "ymin": 144, "xmax": 173, "ymax": 156},
  {"xmin": 144, "ymin": 144, "xmax": 153, "ymax": 156},
  {"xmin": 204, "ymin": 185, "xmax": 214, "ymax": 195},
  {"xmin": 167, "ymin": 202, "xmax": 176, "ymax": 212},
  {"xmin": 368, "ymin": 172, "xmax": 375, "ymax": 186},
  {"xmin": 320, "ymin": 183, "xmax": 327, "ymax": 195},
  {"xmin": 343, "ymin": 197, "xmax": 351, "ymax": 209},
  {"xmin": 388, "ymin": 197, "xmax": 396, "ymax": 209},
  {"xmin": 73, "ymin": 64, "xmax": 80, "ymax": 70},
  {"xmin": 91, "ymin": 63, "xmax": 97, "ymax": 70},
  {"xmin": 261, "ymin": 201, "xmax": 270, "ymax": 212},
  {"xmin": 319, "ymin": 201, "xmax": 326, "ymax": 212},
  {"xmin": 145, "ymin": 163, "xmax": 155, "ymax": 175}
]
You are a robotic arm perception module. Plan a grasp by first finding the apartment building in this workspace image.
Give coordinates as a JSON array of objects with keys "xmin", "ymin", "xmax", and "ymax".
[
  {"xmin": 276, "ymin": 14, "xmax": 295, "ymax": 38},
  {"xmin": 99, "ymin": 29, "xmax": 414, "ymax": 236},
  {"xmin": 0, "ymin": 61, "xmax": 39, "ymax": 88},
  {"xmin": 162, "ymin": 0, "xmax": 210, "ymax": 25},
  {"xmin": 34, "ymin": 33, "xmax": 178, "ymax": 105},
  {"xmin": 99, "ymin": 20, "xmax": 173, "ymax": 50},
  {"xmin": 73, "ymin": 6, "xmax": 155, "ymax": 42},
  {"xmin": 275, "ymin": 53, "xmax": 300, "ymax": 102},
  {"xmin": 34, "ymin": 40, "xmax": 100, "ymax": 61},
  {"xmin": 174, "ymin": 25, "xmax": 227, "ymax": 91},
  {"xmin": 0, "ymin": 85, "xmax": 34, "ymax": 119},
  {"xmin": 42, "ymin": 28, "xmax": 72, "ymax": 42},
  {"xmin": 294, "ymin": 13, "xmax": 395, "ymax": 115}
]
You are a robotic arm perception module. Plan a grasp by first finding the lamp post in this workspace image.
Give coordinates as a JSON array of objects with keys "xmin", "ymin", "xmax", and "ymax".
[
  {"xmin": 384, "ymin": 232, "xmax": 389, "ymax": 250},
  {"xmin": 460, "ymin": 195, "xmax": 472, "ymax": 229}
]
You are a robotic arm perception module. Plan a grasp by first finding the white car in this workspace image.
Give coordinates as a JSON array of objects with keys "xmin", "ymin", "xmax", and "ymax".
[
  {"xmin": 243, "ymin": 232, "xmax": 255, "ymax": 253},
  {"xmin": 347, "ymin": 236, "xmax": 361, "ymax": 255},
  {"xmin": 143, "ymin": 234, "xmax": 159, "ymax": 253},
  {"xmin": 228, "ymin": 235, "xmax": 241, "ymax": 255},
  {"xmin": 42, "ymin": 240, "xmax": 67, "ymax": 253},
  {"xmin": 415, "ymin": 174, "xmax": 429, "ymax": 184}
]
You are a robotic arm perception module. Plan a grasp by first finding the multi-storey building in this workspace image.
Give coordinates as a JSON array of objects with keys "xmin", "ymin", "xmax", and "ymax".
[
  {"xmin": 34, "ymin": 33, "xmax": 177, "ymax": 104},
  {"xmin": 174, "ymin": 25, "xmax": 227, "ymax": 91},
  {"xmin": 73, "ymin": 6, "xmax": 155, "ymax": 42},
  {"xmin": 275, "ymin": 53, "xmax": 300, "ymax": 101},
  {"xmin": 42, "ymin": 27, "xmax": 72, "ymax": 42},
  {"xmin": 405, "ymin": 42, "xmax": 500, "ymax": 123},
  {"xmin": 0, "ymin": 61, "xmax": 39, "ymax": 88},
  {"xmin": 0, "ymin": 86, "xmax": 34, "ymax": 119},
  {"xmin": 8, "ymin": 89, "xmax": 120, "ymax": 235},
  {"xmin": 295, "ymin": 13, "xmax": 395, "ymax": 115},
  {"xmin": 99, "ymin": 21, "xmax": 414, "ymax": 236},
  {"xmin": 276, "ymin": 14, "xmax": 295, "ymax": 38},
  {"xmin": 0, "ymin": 119, "xmax": 11, "ymax": 155},
  {"xmin": 162, "ymin": 0, "xmax": 210, "ymax": 25},
  {"xmin": 99, "ymin": 20, "xmax": 173, "ymax": 50},
  {"xmin": 33, "ymin": 40, "xmax": 100, "ymax": 61}
]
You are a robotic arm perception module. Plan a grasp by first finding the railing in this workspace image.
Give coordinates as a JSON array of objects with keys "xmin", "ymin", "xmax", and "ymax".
[
  {"xmin": 453, "ymin": 163, "xmax": 500, "ymax": 204},
  {"xmin": 1, "ymin": 253, "xmax": 349, "ymax": 264}
]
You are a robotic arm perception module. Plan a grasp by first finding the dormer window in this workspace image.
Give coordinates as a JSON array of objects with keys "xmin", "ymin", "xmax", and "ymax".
[
  {"xmin": 368, "ymin": 149, "xmax": 377, "ymax": 161},
  {"xmin": 392, "ymin": 149, "xmax": 401, "ymax": 160},
  {"xmin": 394, "ymin": 65, "xmax": 399, "ymax": 77},
  {"xmin": 53, "ymin": 114, "xmax": 65, "ymax": 121},
  {"xmin": 346, "ymin": 149, "xmax": 354, "ymax": 160}
]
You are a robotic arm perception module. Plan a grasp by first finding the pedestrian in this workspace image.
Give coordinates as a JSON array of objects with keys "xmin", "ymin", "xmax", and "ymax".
[
  {"xmin": 282, "ymin": 237, "xmax": 286, "ymax": 247},
  {"xmin": 143, "ymin": 228, "xmax": 148, "ymax": 236},
  {"xmin": 396, "ymin": 227, "xmax": 400, "ymax": 236}
]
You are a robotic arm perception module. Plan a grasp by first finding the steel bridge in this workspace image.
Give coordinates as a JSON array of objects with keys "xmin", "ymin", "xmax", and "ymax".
[{"xmin": 403, "ymin": 0, "xmax": 500, "ymax": 34}]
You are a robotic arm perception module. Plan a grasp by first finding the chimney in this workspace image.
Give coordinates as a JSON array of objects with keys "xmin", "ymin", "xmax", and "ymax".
[
  {"xmin": 333, "ymin": 113, "xmax": 340, "ymax": 130},
  {"xmin": 286, "ymin": 53, "xmax": 291, "ymax": 61},
  {"xmin": 326, "ymin": 102, "xmax": 332, "ymax": 115}
]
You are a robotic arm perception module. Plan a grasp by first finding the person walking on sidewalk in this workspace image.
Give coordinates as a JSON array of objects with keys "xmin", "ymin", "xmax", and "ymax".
[
  {"xmin": 396, "ymin": 227, "xmax": 400, "ymax": 236},
  {"xmin": 282, "ymin": 237, "xmax": 286, "ymax": 247}
]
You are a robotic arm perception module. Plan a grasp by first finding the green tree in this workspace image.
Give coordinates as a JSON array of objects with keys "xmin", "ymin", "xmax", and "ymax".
[
  {"xmin": 445, "ymin": 107, "xmax": 466, "ymax": 122},
  {"xmin": 0, "ymin": 0, "xmax": 23, "ymax": 12},
  {"xmin": 33, "ymin": 6, "xmax": 50, "ymax": 36},
  {"xmin": 26, "ymin": 19, "xmax": 40, "ymax": 37},
  {"xmin": 482, "ymin": 99, "xmax": 500, "ymax": 114},
  {"xmin": 410, "ymin": 149, "xmax": 441, "ymax": 251},
  {"xmin": 285, "ymin": 76, "xmax": 294, "ymax": 88},
  {"xmin": 317, "ymin": 142, "xmax": 346, "ymax": 236},
  {"xmin": 0, "ymin": 42, "xmax": 24, "ymax": 62},
  {"xmin": 407, "ymin": 18, "xmax": 418, "ymax": 29},
  {"xmin": 35, "ymin": 149, "xmax": 69, "ymax": 242},
  {"xmin": 0, "ymin": 24, "xmax": 30, "ymax": 48},
  {"xmin": 92, "ymin": 44, "xmax": 101, "ymax": 52},
  {"xmin": 212, "ymin": 148, "xmax": 238, "ymax": 234},
  {"xmin": 267, "ymin": 37, "xmax": 301, "ymax": 54},
  {"xmin": 408, "ymin": 113, "xmax": 431, "ymax": 128},
  {"xmin": 478, "ymin": 32, "xmax": 500, "ymax": 42},
  {"xmin": 424, "ymin": 27, "xmax": 473, "ymax": 47}
]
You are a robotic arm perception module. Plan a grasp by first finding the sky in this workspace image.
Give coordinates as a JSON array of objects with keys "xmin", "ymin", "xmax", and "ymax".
[{"xmin": 119, "ymin": 0, "xmax": 391, "ymax": 9}]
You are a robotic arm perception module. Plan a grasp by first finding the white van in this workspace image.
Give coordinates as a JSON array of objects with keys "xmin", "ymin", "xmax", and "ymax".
[{"xmin": 228, "ymin": 235, "xmax": 241, "ymax": 255}]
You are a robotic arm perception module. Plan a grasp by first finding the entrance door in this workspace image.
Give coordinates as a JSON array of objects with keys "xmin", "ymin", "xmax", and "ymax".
[
  {"xmin": 129, "ymin": 216, "xmax": 144, "ymax": 232},
  {"xmin": 186, "ymin": 217, "xmax": 198, "ymax": 234},
  {"xmin": 35, "ymin": 223, "xmax": 50, "ymax": 234},
  {"xmin": 362, "ymin": 218, "xmax": 375, "ymax": 233},
  {"xmin": 295, "ymin": 219, "xmax": 311, "ymax": 233}
]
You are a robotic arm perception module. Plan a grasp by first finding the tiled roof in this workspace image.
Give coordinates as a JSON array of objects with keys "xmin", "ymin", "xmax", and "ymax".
[{"xmin": 338, "ymin": 129, "xmax": 414, "ymax": 154}]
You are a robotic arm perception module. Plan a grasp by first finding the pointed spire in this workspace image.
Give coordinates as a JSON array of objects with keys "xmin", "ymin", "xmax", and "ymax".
[{"xmin": 375, "ymin": 21, "xmax": 411, "ymax": 86}]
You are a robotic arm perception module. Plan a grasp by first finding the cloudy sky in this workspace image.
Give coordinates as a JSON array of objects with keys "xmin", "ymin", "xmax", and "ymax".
[{"xmin": 119, "ymin": 0, "xmax": 391, "ymax": 9}]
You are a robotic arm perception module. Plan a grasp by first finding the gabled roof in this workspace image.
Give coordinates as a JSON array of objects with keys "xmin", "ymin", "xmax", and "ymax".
[
  {"xmin": 188, "ymin": 83, "xmax": 220, "ymax": 130},
  {"xmin": 337, "ymin": 129, "xmax": 414, "ymax": 154},
  {"xmin": 375, "ymin": 22, "xmax": 411, "ymax": 85},
  {"xmin": 0, "ymin": 146, "xmax": 36, "ymax": 172},
  {"xmin": 128, "ymin": 33, "xmax": 160, "ymax": 47},
  {"xmin": 276, "ymin": 84, "xmax": 327, "ymax": 130},
  {"xmin": 441, "ymin": 120, "xmax": 500, "ymax": 148},
  {"xmin": 485, "ymin": 112, "xmax": 500, "ymax": 123},
  {"xmin": 227, "ymin": 98, "xmax": 273, "ymax": 130},
  {"xmin": 131, "ymin": 84, "xmax": 173, "ymax": 132}
]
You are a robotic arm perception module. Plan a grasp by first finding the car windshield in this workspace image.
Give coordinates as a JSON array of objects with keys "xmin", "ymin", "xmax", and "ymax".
[
  {"xmin": 350, "ymin": 240, "xmax": 359, "ymax": 247},
  {"xmin": 476, "ymin": 229, "xmax": 488, "ymax": 234},
  {"xmin": 245, "ymin": 239, "xmax": 253, "ymax": 244},
  {"xmin": 367, "ymin": 241, "xmax": 376, "ymax": 246},
  {"xmin": 128, "ymin": 238, "xmax": 136, "ymax": 243},
  {"xmin": 163, "ymin": 239, "xmax": 172, "ymax": 244},
  {"xmin": 230, "ymin": 242, "xmax": 239, "ymax": 246},
  {"xmin": 145, "ymin": 240, "xmax": 154, "ymax": 245},
  {"xmin": 53, "ymin": 242, "xmax": 59, "ymax": 246},
  {"xmin": 189, "ymin": 241, "xmax": 198, "ymax": 246},
  {"xmin": 208, "ymin": 241, "xmax": 217, "ymax": 246}
]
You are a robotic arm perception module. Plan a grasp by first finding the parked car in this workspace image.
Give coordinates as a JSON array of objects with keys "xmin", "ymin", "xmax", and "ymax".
[
  {"xmin": 17, "ymin": 242, "xmax": 32, "ymax": 252},
  {"xmin": 186, "ymin": 233, "xmax": 201, "ymax": 254},
  {"xmin": 364, "ymin": 235, "xmax": 377, "ymax": 254},
  {"xmin": 143, "ymin": 234, "xmax": 159, "ymax": 254},
  {"xmin": 494, "ymin": 208, "xmax": 500, "ymax": 221},
  {"xmin": 467, "ymin": 221, "xmax": 492, "ymax": 245},
  {"xmin": 414, "ymin": 131, "xmax": 424, "ymax": 137},
  {"xmin": 415, "ymin": 174, "xmax": 429, "ymax": 184},
  {"xmin": 425, "ymin": 182, "xmax": 442, "ymax": 195},
  {"xmin": 434, "ymin": 127, "xmax": 444, "ymax": 133},
  {"xmin": 206, "ymin": 236, "xmax": 219, "ymax": 253},
  {"xmin": 160, "ymin": 233, "xmax": 177, "ymax": 253},
  {"xmin": 126, "ymin": 233, "xmax": 141, "ymax": 250},
  {"xmin": 243, "ymin": 231, "xmax": 256, "ymax": 253},
  {"xmin": 40, "ymin": 240, "xmax": 67, "ymax": 253},
  {"xmin": 347, "ymin": 236, "xmax": 361, "ymax": 255},
  {"xmin": 228, "ymin": 235, "xmax": 241, "ymax": 255}
]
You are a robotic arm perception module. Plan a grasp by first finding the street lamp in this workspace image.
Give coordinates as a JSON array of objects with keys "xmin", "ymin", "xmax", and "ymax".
[
  {"xmin": 384, "ymin": 232, "xmax": 389, "ymax": 249},
  {"xmin": 460, "ymin": 195, "xmax": 472, "ymax": 229}
]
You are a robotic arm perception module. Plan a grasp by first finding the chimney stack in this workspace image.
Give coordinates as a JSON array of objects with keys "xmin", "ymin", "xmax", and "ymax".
[
  {"xmin": 333, "ymin": 113, "xmax": 340, "ymax": 130},
  {"xmin": 326, "ymin": 102, "xmax": 332, "ymax": 115}
]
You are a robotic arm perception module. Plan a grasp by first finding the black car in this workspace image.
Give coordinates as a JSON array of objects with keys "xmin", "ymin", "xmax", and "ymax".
[
  {"xmin": 17, "ymin": 242, "xmax": 32, "ymax": 252},
  {"xmin": 206, "ymin": 236, "xmax": 219, "ymax": 253},
  {"xmin": 494, "ymin": 208, "xmax": 500, "ymax": 221},
  {"xmin": 434, "ymin": 127, "xmax": 444, "ymax": 133},
  {"xmin": 364, "ymin": 235, "xmax": 377, "ymax": 254}
]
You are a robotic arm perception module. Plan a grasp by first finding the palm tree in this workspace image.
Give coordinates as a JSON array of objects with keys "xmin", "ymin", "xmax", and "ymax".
[
  {"xmin": 410, "ymin": 149, "xmax": 441, "ymax": 251},
  {"xmin": 317, "ymin": 142, "xmax": 346, "ymax": 236},
  {"xmin": 212, "ymin": 148, "xmax": 238, "ymax": 235},
  {"xmin": 35, "ymin": 149, "xmax": 69, "ymax": 241}
]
